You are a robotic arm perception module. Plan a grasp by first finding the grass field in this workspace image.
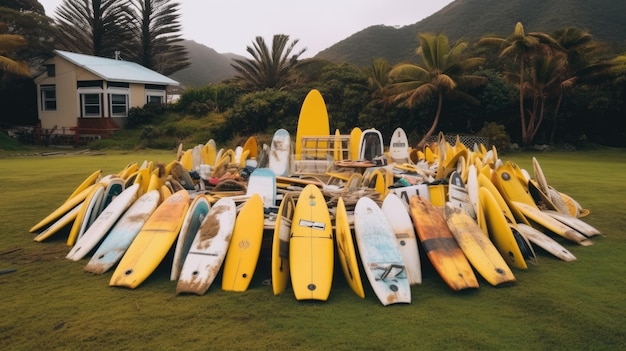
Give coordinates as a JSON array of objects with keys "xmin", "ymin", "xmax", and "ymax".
[{"xmin": 1, "ymin": 147, "xmax": 625, "ymax": 350}]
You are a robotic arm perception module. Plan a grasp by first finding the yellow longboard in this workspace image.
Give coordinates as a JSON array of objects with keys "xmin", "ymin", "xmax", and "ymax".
[
  {"xmin": 445, "ymin": 204, "xmax": 516, "ymax": 286},
  {"xmin": 295, "ymin": 89, "xmax": 330, "ymax": 160},
  {"xmin": 66, "ymin": 170, "xmax": 102, "ymax": 201},
  {"xmin": 66, "ymin": 182, "xmax": 107, "ymax": 246},
  {"xmin": 30, "ymin": 184, "xmax": 96, "ymax": 233},
  {"xmin": 479, "ymin": 187, "xmax": 528, "ymax": 269},
  {"xmin": 221, "ymin": 194, "xmax": 265, "ymax": 292},
  {"xmin": 110, "ymin": 190, "xmax": 190, "ymax": 289},
  {"xmin": 271, "ymin": 193, "xmax": 295, "ymax": 295},
  {"xmin": 349, "ymin": 127, "xmax": 362, "ymax": 160},
  {"xmin": 289, "ymin": 184, "xmax": 334, "ymax": 301},
  {"xmin": 335, "ymin": 197, "xmax": 365, "ymax": 298}
]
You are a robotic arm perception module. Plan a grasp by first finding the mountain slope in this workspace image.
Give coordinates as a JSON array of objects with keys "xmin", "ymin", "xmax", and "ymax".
[
  {"xmin": 170, "ymin": 40, "xmax": 243, "ymax": 87},
  {"xmin": 316, "ymin": 0, "xmax": 626, "ymax": 66}
]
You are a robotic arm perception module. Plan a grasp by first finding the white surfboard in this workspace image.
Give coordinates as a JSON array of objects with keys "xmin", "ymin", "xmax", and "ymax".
[
  {"xmin": 388, "ymin": 127, "xmax": 410, "ymax": 164},
  {"xmin": 448, "ymin": 171, "xmax": 476, "ymax": 219},
  {"xmin": 269, "ymin": 128, "xmax": 291, "ymax": 176},
  {"xmin": 354, "ymin": 197, "xmax": 411, "ymax": 306},
  {"xmin": 246, "ymin": 168, "xmax": 277, "ymax": 209},
  {"xmin": 176, "ymin": 197, "xmax": 237, "ymax": 295},
  {"xmin": 84, "ymin": 190, "xmax": 161, "ymax": 274},
  {"xmin": 66, "ymin": 184, "xmax": 140, "ymax": 261},
  {"xmin": 516, "ymin": 223, "xmax": 577, "ymax": 262},
  {"xmin": 358, "ymin": 128, "xmax": 384, "ymax": 161},
  {"xmin": 389, "ymin": 183, "xmax": 430, "ymax": 208},
  {"xmin": 381, "ymin": 193, "xmax": 422, "ymax": 285},
  {"xmin": 170, "ymin": 194, "xmax": 211, "ymax": 281}
]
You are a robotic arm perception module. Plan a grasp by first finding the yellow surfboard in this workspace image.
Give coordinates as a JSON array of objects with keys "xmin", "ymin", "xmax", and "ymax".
[
  {"xmin": 445, "ymin": 204, "xmax": 516, "ymax": 286},
  {"xmin": 180, "ymin": 149, "xmax": 193, "ymax": 170},
  {"xmin": 349, "ymin": 127, "xmax": 362, "ymax": 160},
  {"xmin": 110, "ymin": 190, "xmax": 190, "ymax": 289},
  {"xmin": 66, "ymin": 169, "xmax": 102, "ymax": 201},
  {"xmin": 295, "ymin": 89, "xmax": 330, "ymax": 160},
  {"xmin": 30, "ymin": 184, "xmax": 96, "ymax": 233},
  {"xmin": 221, "ymin": 194, "xmax": 265, "ymax": 292},
  {"xmin": 335, "ymin": 197, "xmax": 365, "ymax": 298},
  {"xmin": 271, "ymin": 193, "xmax": 295, "ymax": 295},
  {"xmin": 289, "ymin": 184, "xmax": 334, "ymax": 301}
]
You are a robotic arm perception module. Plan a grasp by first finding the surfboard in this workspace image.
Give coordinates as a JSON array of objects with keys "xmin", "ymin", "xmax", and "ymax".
[
  {"xmin": 409, "ymin": 195, "xmax": 479, "ymax": 291},
  {"xmin": 246, "ymin": 168, "xmax": 277, "ymax": 209},
  {"xmin": 110, "ymin": 190, "xmax": 190, "ymax": 289},
  {"xmin": 388, "ymin": 127, "xmax": 410, "ymax": 164},
  {"xmin": 381, "ymin": 193, "xmax": 421, "ymax": 285},
  {"xmin": 349, "ymin": 127, "xmax": 362, "ymax": 160},
  {"xmin": 516, "ymin": 223, "xmax": 577, "ymax": 262},
  {"xmin": 84, "ymin": 190, "xmax": 161, "ymax": 274},
  {"xmin": 358, "ymin": 128, "xmax": 384, "ymax": 161},
  {"xmin": 295, "ymin": 89, "xmax": 330, "ymax": 160},
  {"xmin": 335, "ymin": 197, "xmax": 365, "ymax": 298},
  {"xmin": 30, "ymin": 184, "xmax": 96, "ymax": 233},
  {"xmin": 271, "ymin": 193, "xmax": 295, "ymax": 296},
  {"xmin": 221, "ymin": 194, "xmax": 265, "ymax": 292},
  {"xmin": 389, "ymin": 183, "xmax": 430, "ymax": 207},
  {"xmin": 66, "ymin": 169, "xmax": 102, "ymax": 201},
  {"xmin": 479, "ymin": 187, "xmax": 530, "ymax": 269},
  {"xmin": 33, "ymin": 203, "xmax": 82, "ymax": 242},
  {"xmin": 67, "ymin": 182, "xmax": 106, "ymax": 246},
  {"xmin": 170, "ymin": 194, "xmax": 211, "ymax": 281},
  {"xmin": 354, "ymin": 196, "xmax": 411, "ymax": 305},
  {"xmin": 98, "ymin": 177, "xmax": 125, "ymax": 214},
  {"xmin": 66, "ymin": 184, "xmax": 140, "ymax": 261},
  {"xmin": 289, "ymin": 184, "xmax": 334, "ymax": 301},
  {"xmin": 542, "ymin": 209, "xmax": 600, "ymax": 237},
  {"xmin": 448, "ymin": 171, "xmax": 476, "ymax": 219},
  {"xmin": 444, "ymin": 204, "xmax": 516, "ymax": 286},
  {"xmin": 177, "ymin": 197, "xmax": 237, "ymax": 295}
]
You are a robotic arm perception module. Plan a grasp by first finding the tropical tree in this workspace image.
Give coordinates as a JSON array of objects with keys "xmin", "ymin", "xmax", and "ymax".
[
  {"xmin": 231, "ymin": 34, "xmax": 306, "ymax": 91},
  {"xmin": 54, "ymin": 0, "xmax": 134, "ymax": 59},
  {"xmin": 0, "ymin": 22, "xmax": 30, "ymax": 79},
  {"xmin": 128, "ymin": 0, "xmax": 189, "ymax": 75},
  {"xmin": 476, "ymin": 22, "xmax": 560, "ymax": 146},
  {"xmin": 386, "ymin": 33, "xmax": 486, "ymax": 149},
  {"xmin": 548, "ymin": 27, "xmax": 613, "ymax": 143}
]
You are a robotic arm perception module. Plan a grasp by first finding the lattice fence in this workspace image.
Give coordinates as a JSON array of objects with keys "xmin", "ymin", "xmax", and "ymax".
[{"xmin": 426, "ymin": 134, "xmax": 490, "ymax": 149}]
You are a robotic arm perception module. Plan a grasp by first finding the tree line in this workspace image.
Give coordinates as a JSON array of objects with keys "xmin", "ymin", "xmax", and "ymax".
[{"xmin": 2, "ymin": 0, "xmax": 625, "ymax": 147}]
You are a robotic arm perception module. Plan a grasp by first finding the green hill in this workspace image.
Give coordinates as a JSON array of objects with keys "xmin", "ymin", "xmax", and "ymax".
[
  {"xmin": 170, "ymin": 40, "xmax": 245, "ymax": 87},
  {"xmin": 316, "ymin": 0, "xmax": 626, "ymax": 66}
]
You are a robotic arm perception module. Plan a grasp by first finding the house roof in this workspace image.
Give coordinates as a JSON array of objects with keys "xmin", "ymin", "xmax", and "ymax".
[{"xmin": 54, "ymin": 50, "xmax": 179, "ymax": 86}]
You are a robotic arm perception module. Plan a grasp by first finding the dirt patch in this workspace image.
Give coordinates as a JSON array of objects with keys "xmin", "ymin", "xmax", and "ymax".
[{"xmin": 198, "ymin": 205, "xmax": 227, "ymax": 244}]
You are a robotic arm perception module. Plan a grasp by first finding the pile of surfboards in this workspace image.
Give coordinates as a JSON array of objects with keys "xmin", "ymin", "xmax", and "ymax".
[{"xmin": 28, "ymin": 89, "xmax": 601, "ymax": 306}]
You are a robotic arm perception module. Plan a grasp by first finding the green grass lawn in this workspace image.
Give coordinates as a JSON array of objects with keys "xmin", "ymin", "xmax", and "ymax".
[{"xmin": 1, "ymin": 147, "xmax": 625, "ymax": 350}]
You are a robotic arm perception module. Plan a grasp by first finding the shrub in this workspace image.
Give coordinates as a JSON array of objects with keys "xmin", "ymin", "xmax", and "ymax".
[{"xmin": 477, "ymin": 122, "xmax": 512, "ymax": 151}]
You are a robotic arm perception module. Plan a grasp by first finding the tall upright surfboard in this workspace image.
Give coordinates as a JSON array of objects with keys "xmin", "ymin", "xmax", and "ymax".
[
  {"xmin": 295, "ymin": 89, "xmax": 330, "ymax": 160},
  {"xmin": 388, "ymin": 127, "xmax": 410, "ymax": 164},
  {"xmin": 271, "ymin": 193, "xmax": 295, "ymax": 296},
  {"xmin": 170, "ymin": 194, "xmax": 211, "ymax": 281},
  {"xmin": 269, "ymin": 128, "xmax": 291, "ymax": 176},
  {"xmin": 289, "ymin": 184, "xmax": 334, "ymax": 301},
  {"xmin": 354, "ymin": 197, "xmax": 411, "ymax": 305},
  {"xmin": 349, "ymin": 127, "xmax": 362, "ymax": 160},
  {"xmin": 358, "ymin": 128, "xmax": 384, "ymax": 161},
  {"xmin": 335, "ymin": 197, "xmax": 365, "ymax": 298}
]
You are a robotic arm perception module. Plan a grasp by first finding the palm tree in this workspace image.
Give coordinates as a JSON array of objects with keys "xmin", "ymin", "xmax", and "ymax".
[
  {"xmin": 477, "ymin": 22, "xmax": 560, "ymax": 146},
  {"xmin": 386, "ymin": 33, "xmax": 486, "ymax": 149},
  {"xmin": 0, "ymin": 22, "xmax": 30, "ymax": 80},
  {"xmin": 55, "ymin": 0, "xmax": 134, "ymax": 59},
  {"xmin": 128, "ymin": 0, "xmax": 189, "ymax": 75},
  {"xmin": 548, "ymin": 27, "xmax": 613, "ymax": 143},
  {"xmin": 231, "ymin": 34, "xmax": 306, "ymax": 91}
]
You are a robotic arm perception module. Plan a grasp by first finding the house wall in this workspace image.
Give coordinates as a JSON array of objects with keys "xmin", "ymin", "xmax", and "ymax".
[{"xmin": 36, "ymin": 56, "xmax": 82, "ymax": 134}]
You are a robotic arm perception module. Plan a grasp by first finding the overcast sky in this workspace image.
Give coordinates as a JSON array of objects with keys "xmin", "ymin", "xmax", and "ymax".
[{"xmin": 38, "ymin": 0, "xmax": 455, "ymax": 58}]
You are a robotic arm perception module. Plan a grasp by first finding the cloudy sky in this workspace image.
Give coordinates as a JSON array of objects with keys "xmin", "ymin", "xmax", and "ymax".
[{"xmin": 38, "ymin": 0, "xmax": 455, "ymax": 58}]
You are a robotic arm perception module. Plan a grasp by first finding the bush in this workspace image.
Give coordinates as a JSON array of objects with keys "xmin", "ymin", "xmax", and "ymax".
[
  {"xmin": 127, "ymin": 102, "xmax": 167, "ymax": 128},
  {"xmin": 477, "ymin": 122, "xmax": 512, "ymax": 151}
]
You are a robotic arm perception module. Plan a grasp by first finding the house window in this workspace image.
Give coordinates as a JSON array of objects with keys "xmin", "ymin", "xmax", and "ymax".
[
  {"xmin": 40, "ymin": 85, "xmax": 56, "ymax": 111},
  {"xmin": 81, "ymin": 93, "xmax": 102, "ymax": 117},
  {"xmin": 46, "ymin": 64, "xmax": 55, "ymax": 77},
  {"xmin": 145, "ymin": 89, "xmax": 165, "ymax": 104},
  {"xmin": 110, "ymin": 93, "xmax": 129, "ymax": 117}
]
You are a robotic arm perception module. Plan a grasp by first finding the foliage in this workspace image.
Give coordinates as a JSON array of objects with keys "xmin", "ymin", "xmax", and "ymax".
[
  {"xmin": 126, "ymin": 102, "xmax": 167, "ymax": 128},
  {"xmin": 477, "ymin": 121, "xmax": 512, "ymax": 150},
  {"xmin": 231, "ymin": 34, "xmax": 306, "ymax": 91},
  {"xmin": 174, "ymin": 83, "xmax": 243, "ymax": 115},
  {"xmin": 387, "ymin": 33, "xmax": 487, "ymax": 148},
  {"xmin": 0, "ymin": 5, "xmax": 56, "ymax": 68},
  {"xmin": 227, "ymin": 88, "xmax": 302, "ymax": 135},
  {"xmin": 54, "ymin": 0, "xmax": 135, "ymax": 59},
  {"xmin": 127, "ymin": 0, "xmax": 189, "ymax": 75},
  {"xmin": 0, "ymin": 22, "xmax": 30, "ymax": 78}
]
